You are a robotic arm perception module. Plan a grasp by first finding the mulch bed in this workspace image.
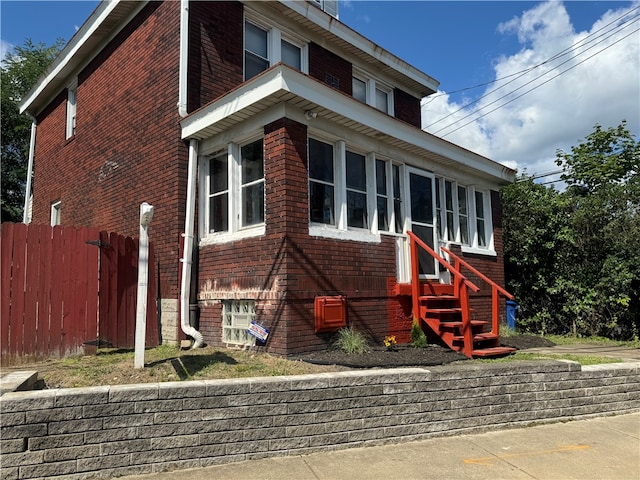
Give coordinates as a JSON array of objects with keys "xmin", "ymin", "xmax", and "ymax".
[{"xmin": 294, "ymin": 335, "xmax": 555, "ymax": 368}]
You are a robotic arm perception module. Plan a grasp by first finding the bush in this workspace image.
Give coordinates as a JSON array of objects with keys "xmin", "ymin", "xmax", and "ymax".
[
  {"xmin": 333, "ymin": 327, "xmax": 370, "ymax": 355},
  {"xmin": 410, "ymin": 323, "xmax": 427, "ymax": 348}
]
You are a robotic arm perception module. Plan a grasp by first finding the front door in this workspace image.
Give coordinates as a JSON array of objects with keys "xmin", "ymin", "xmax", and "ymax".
[{"xmin": 408, "ymin": 169, "xmax": 438, "ymax": 278}]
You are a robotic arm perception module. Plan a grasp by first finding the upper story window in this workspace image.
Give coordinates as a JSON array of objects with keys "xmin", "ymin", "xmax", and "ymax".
[
  {"xmin": 200, "ymin": 138, "xmax": 265, "ymax": 242},
  {"xmin": 244, "ymin": 18, "xmax": 308, "ymax": 81},
  {"xmin": 435, "ymin": 177, "xmax": 492, "ymax": 251},
  {"xmin": 66, "ymin": 80, "xmax": 77, "ymax": 139},
  {"xmin": 352, "ymin": 71, "xmax": 393, "ymax": 115}
]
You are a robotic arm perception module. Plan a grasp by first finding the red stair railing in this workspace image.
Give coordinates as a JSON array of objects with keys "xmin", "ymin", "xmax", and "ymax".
[
  {"xmin": 440, "ymin": 246, "xmax": 514, "ymax": 337},
  {"xmin": 407, "ymin": 232, "xmax": 480, "ymax": 356}
]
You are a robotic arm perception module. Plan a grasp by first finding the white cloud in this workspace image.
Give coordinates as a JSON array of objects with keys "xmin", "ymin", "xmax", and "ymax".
[
  {"xmin": 1, "ymin": 39, "xmax": 14, "ymax": 62},
  {"xmin": 422, "ymin": 1, "xmax": 640, "ymax": 179}
]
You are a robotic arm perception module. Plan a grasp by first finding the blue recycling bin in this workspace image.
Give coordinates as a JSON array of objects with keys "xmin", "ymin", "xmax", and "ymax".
[{"xmin": 506, "ymin": 300, "xmax": 519, "ymax": 330}]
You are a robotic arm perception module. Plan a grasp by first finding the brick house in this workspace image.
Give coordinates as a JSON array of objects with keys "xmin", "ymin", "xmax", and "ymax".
[{"xmin": 21, "ymin": 1, "xmax": 516, "ymax": 356}]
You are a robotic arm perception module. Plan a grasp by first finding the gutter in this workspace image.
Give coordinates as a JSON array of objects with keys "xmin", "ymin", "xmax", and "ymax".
[
  {"xmin": 178, "ymin": 1, "xmax": 203, "ymax": 348},
  {"xmin": 22, "ymin": 121, "xmax": 36, "ymax": 224}
]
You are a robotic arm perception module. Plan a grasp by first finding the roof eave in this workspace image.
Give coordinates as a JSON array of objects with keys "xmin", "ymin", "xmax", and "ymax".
[{"xmin": 181, "ymin": 65, "xmax": 514, "ymax": 184}]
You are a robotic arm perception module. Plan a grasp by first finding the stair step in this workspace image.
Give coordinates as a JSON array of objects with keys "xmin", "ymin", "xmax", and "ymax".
[
  {"xmin": 452, "ymin": 333, "xmax": 499, "ymax": 344},
  {"xmin": 471, "ymin": 346, "xmax": 517, "ymax": 358},
  {"xmin": 423, "ymin": 307, "xmax": 462, "ymax": 314},
  {"xmin": 438, "ymin": 320, "xmax": 488, "ymax": 329}
]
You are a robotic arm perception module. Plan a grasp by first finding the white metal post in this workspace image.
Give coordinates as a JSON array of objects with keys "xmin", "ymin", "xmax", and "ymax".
[{"xmin": 134, "ymin": 202, "xmax": 154, "ymax": 369}]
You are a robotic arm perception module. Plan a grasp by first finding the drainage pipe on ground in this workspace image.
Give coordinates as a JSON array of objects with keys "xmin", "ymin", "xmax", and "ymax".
[{"xmin": 179, "ymin": 139, "xmax": 204, "ymax": 348}]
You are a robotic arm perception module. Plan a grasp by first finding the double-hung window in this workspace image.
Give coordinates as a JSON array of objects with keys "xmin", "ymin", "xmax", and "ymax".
[
  {"xmin": 244, "ymin": 19, "xmax": 307, "ymax": 81},
  {"xmin": 244, "ymin": 22, "xmax": 269, "ymax": 80},
  {"xmin": 66, "ymin": 80, "xmax": 77, "ymax": 139},
  {"xmin": 375, "ymin": 159, "xmax": 404, "ymax": 234},
  {"xmin": 346, "ymin": 151, "xmax": 368, "ymax": 229},
  {"xmin": 201, "ymin": 138, "xmax": 264, "ymax": 241},
  {"xmin": 352, "ymin": 71, "xmax": 393, "ymax": 115},
  {"xmin": 309, "ymin": 138, "xmax": 335, "ymax": 225}
]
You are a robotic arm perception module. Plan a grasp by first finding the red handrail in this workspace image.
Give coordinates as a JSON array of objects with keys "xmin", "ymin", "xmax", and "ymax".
[
  {"xmin": 441, "ymin": 246, "xmax": 514, "ymax": 336},
  {"xmin": 407, "ymin": 232, "xmax": 479, "ymax": 357}
]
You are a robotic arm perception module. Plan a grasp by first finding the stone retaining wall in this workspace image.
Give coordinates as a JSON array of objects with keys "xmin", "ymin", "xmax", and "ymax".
[{"xmin": 1, "ymin": 361, "xmax": 639, "ymax": 480}]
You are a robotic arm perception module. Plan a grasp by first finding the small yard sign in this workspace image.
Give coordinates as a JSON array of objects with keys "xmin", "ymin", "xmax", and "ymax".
[{"xmin": 247, "ymin": 321, "xmax": 269, "ymax": 342}]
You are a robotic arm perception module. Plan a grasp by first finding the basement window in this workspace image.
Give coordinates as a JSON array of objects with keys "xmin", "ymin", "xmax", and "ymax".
[{"xmin": 222, "ymin": 300, "xmax": 256, "ymax": 347}]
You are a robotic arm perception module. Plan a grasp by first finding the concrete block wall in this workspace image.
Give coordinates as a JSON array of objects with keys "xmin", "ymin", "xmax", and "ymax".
[{"xmin": 1, "ymin": 361, "xmax": 639, "ymax": 480}]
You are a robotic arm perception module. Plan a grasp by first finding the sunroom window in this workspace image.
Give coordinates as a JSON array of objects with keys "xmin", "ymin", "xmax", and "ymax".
[
  {"xmin": 346, "ymin": 151, "xmax": 368, "ymax": 229},
  {"xmin": 435, "ymin": 177, "xmax": 492, "ymax": 251},
  {"xmin": 201, "ymin": 138, "xmax": 264, "ymax": 240},
  {"xmin": 309, "ymin": 138, "xmax": 335, "ymax": 225}
]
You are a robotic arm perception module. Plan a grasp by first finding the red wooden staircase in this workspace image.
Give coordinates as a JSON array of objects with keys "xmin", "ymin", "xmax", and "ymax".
[{"xmin": 407, "ymin": 231, "xmax": 516, "ymax": 359}]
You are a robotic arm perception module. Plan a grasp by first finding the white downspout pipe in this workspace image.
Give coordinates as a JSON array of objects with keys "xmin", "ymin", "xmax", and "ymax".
[
  {"xmin": 178, "ymin": 0, "xmax": 203, "ymax": 347},
  {"xmin": 23, "ymin": 121, "xmax": 36, "ymax": 223},
  {"xmin": 180, "ymin": 139, "xmax": 204, "ymax": 348},
  {"xmin": 178, "ymin": 0, "xmax": 189, "ymax": 117}
]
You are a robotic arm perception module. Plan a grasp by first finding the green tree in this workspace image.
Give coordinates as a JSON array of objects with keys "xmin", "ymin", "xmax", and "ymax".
[
  {"xmin": 502, "ymin": 122, "xmax": 639, "ymax": 340},
  {"xmin": 1, "ymin": 39, "xmax": 64, "ymax": 222}
]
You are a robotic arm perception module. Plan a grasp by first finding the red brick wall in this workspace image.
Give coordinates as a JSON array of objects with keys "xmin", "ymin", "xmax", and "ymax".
[
  {"xmin": 31, "ymin": 2, "xmax": 185, "ymax": 298},
  {"xmin": 187, "ymin": 1, "xmax": 243, "ymax": 112},
  {"xmin": 198, "ymin": 117, "xmax": 403, "ymax": 355},
  {"xmin": 308, "ymin": 43, "xmax": 352, "ymax": 95},
  {"xmin": 394, "ymin": 88, "xmax": 421, "ymax": 128}
]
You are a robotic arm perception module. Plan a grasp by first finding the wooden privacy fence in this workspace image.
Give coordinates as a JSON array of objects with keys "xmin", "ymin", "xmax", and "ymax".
[{"xmin": 1, "ymin": 223, "xmax": 158, "ymax": 359}]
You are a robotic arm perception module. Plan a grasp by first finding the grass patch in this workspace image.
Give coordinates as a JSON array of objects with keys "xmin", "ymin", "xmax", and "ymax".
[
  {"xmin": 0, "ymin": 345, "xmax": 347, "ymax": 389},
  {"xmin": 544, "ymin": 335, "xmax": 640, "ymax": 349},
  {"xmin": 472, "ymin": 351, "xmax": 623, "ymax": 365}
]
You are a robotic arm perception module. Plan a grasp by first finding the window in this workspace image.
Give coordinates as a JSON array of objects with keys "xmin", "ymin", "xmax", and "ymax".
[
  {"xmin": 50, "ymin": 200, "xmax": 61, "ymax": 226},
  {"xmin": 201, "ymin": 138, "xmax": 264, "ymax": 239},
  {"xmin": 435, "ymin": 177, "xmax": 492, "ymax": 251},
  {"xmin": 66, "ymin": 81, "xmax": 77, "ymax": 139},
  {"xmin": 244, "ymin": 19, "xmax": 307, "ymax": 81},
  {"xmin": 352, "ymin": 72, "xmax": 393, "ymax": 114},
  {"xmin": 208, "ymin": 153, "xmax": 228, "ymax": 233},
  {"xmin": 346, "ymin": 151, "xmax": 367, "ymax": 229},
  {"xmin": 475, "ymin": 191, "xmax": 487, "ymax": 248},
  {"xmin": 309, "ymin": 138, "xmax": 335, "ymax": 225},
  {"xmin": 241, "ymin": 139, "xmax": 265, "ymax": 227},
  {"xmin": 281, "ymin": 39, "xmax": 301, "ymax": 70},
  {"xmin": 222, "ymin": 300, "xmax": 256, "ymax": 346},
  {"xmin": 375, "ymin": 159, "xmax": 404, "ymax": 234},
  {"xmin": 244, "ymin": 22, "xmax": 269, "ymax": 80}
]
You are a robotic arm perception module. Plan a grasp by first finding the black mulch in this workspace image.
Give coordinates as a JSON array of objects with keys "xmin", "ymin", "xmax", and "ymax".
[{"xmin": 293, "ymin": 335, "xmax": 556, "ymax": 368}]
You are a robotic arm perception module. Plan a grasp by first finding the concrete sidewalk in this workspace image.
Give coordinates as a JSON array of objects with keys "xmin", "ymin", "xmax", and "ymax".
[
  {"xmin": 523, "ymin": 343, "xmax": 640, "ymax": 362},
  {"xmin": 122, "ymin": 412, "xmax": 640, "ymax": 480}
]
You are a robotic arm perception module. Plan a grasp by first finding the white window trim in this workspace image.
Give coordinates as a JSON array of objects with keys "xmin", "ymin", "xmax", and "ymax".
[
  {"xmin": 244, "ymin": 14, "xmax": 309, "ymax": 80},
  {"xmin": 435, "ymin": 179, "xmax": 496, "ymax": 256},
  {"xmin": 199, "ymin": 138, "xmax": 265, "ymax": 246},
  {"xmin": 373, "ymin": 157, "xmax": 405, "ymax": 236},
  {"xmin": 50, "ymin": 200, "xmax": 61, "ymax": 226},
  {"xmin": 308, "ymin": 136, "xmax": 380, "ymax": 243},
  {"xmin": 352, "ymin": 68, "xmax": 394, "ymax": 115},
  {"xmin": 65, "ymin": 79, "xmax": 77, "ymax": 139}
]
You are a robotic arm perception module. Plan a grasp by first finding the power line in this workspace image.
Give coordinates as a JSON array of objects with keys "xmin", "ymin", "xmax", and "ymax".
[
  {"xmin": 422, "ymin": 5, "xmax": 639, "ymax": 107},
  {"xmin": 436, "ymin": 25, "xmax": 640, "ymax": 138},
  {"xmin": 422, "ymin": 6, "xmax": 640, "ymax": 132}
]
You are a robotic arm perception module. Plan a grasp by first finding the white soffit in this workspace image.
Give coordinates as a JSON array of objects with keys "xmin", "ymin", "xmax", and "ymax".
[{"xmin": 180, "ymin": 65, "xmax": 515, "ymax": 183}]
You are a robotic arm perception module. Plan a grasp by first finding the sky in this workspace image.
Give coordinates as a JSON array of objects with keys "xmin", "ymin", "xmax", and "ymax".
[{"xmin": 2, "ymin": 0, "xmax": 639, "ymax": 183}]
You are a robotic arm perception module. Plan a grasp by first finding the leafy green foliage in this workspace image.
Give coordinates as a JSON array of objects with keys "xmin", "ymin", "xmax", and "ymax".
[
  {"xmin": 333, "ymin": 327, "xmax": 371, "ymax": 355},
  {"xmin": 502, "ymin": 121, "xmax": 639, "ymax": 340},
  {"xmin": 1, "ymin": 39, "xmax": 64, "ymax": 221},
  {"xmin": 410, "ymin": 323, "xmax": 427, "ymax": 348}
]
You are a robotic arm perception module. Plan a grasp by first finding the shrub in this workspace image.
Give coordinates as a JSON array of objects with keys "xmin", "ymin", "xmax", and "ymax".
[
  {"xmin": 333, "ymin": 327, "xmax": 370, "ymax": 355},
  {"xmin": 410, "ymin": 323, "xmax": 427, "ymax": 348}
]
